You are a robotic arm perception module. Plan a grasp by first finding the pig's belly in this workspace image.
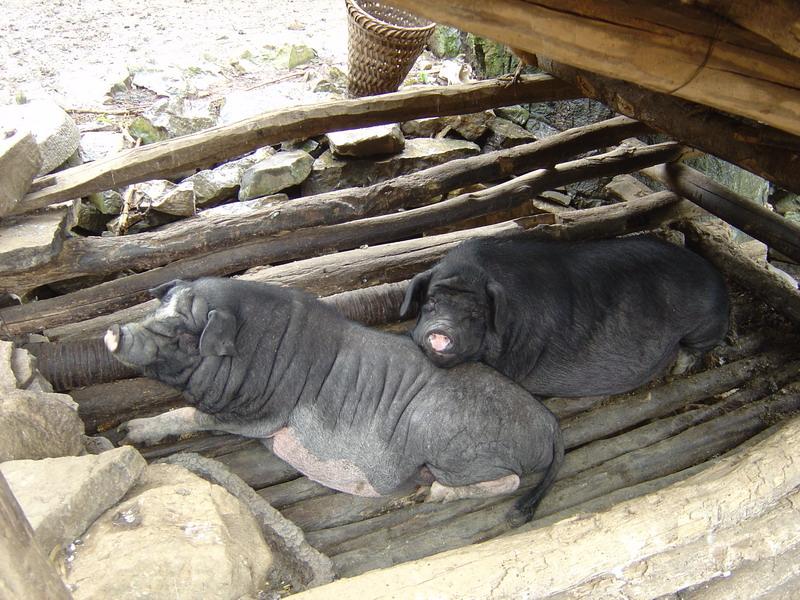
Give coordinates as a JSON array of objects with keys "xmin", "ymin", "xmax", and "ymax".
[{"xmin": 270, "ymin": 427, "xmax": 382, "ymax": 497}]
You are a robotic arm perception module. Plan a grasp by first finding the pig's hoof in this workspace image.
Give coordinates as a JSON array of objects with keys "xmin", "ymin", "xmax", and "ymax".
[
  {"xmin": 425, "ymin": 481, "xmax": 459, "ymax": 503},
  {"xmin": 119, "ymin": 418, "xmax": 167, "ymax": 447}
]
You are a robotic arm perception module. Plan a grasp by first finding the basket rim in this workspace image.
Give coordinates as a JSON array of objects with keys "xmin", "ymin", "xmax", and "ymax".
[{"xmin": 346, "ymin": 0, "xmax": 436, "ymax": 34}]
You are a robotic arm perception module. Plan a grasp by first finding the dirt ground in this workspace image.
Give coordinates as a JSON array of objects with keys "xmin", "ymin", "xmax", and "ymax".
[{"xmin": 0, "ymin": 0, "xmax": 349, "ymax": 107}]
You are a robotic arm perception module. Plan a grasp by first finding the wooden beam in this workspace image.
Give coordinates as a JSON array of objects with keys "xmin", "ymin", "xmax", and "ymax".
[
  {"xmin": 385, "ymin": 0, "xmax": 800, "ymax": 137},
  {"xmin": 16, "ymin": 75, "xmax": 579, "ymax": 212},
  {"xmin": 537, "ymin": 57, "xmax": 800, "ymax": 195}
]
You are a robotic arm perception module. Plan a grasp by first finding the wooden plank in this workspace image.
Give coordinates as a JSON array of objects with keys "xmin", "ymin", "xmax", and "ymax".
[
  {"xmin": 537, "ymin": 57, "xmax": 800, "ymax": 195},
  {"xmin": 16, "ymin": 75, "xmax": 579, "ymax": 213},
  {"xmin": 385, "ymin": 0, "xmax": 800, "ymax": 137}
]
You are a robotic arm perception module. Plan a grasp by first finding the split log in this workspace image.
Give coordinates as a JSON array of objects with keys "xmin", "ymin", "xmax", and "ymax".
[
  {"xmin": 561, "ymin": 352, "xmax": 779, "ymax": 449},
  {"xmin": 44, "ymin": 189, "xmax": 684, "ymax": 342},
  {"xmin": 0, "ymin": 116, "xmax": 648, "ymax": 291},
  {"xmin": 18, "ymin": 75, "xmax": 579, "ymax": 212},
  {"xmin": 637, "ymin": 156, "xmax": 800, "ymax": 264},
  {"xmin": 258, "ymin": 477, "xmax": 335, "ymax": 511},
  {"xmin": 537, "ymin": 57, "xmax": 800, "ymax": 195},
  {"xmin": 0, "ymin": 472, "xmax": 73, "ymax": 600},
  {"xmin": 677, "ymin": 219, "xmax": 800, "ymax": 325},
  {"xmin": 327, "ymin": 384, "xmax": 800, "ymax": 578},
  {"xmin": 385, "ymin": 0, "xmax": 800, "ymax": 138},
  {"xmin": 293, "ymin": 414, "xmax": 800, "ymax": 599},
  {"xmin": 0, "ymin": 142, "xmax": 684, "ymax": 336}
]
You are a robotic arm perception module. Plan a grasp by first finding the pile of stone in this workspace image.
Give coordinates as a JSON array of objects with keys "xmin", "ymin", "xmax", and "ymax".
[{"xmin": 0, "ymin": 340, "xmax": 332, "ymax": 598}]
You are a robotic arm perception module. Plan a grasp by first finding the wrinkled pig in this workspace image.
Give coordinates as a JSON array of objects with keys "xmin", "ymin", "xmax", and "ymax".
[
  {"xmin": 400, "ymin": 235, "xmax": 729, "ymax": 397},
  {"xmin": 107, "ymin": 277, "xmax": 563, "ymax": 522}
]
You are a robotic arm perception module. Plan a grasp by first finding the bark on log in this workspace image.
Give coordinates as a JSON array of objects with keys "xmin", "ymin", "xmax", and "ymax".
[
  {"xmin": 44, "ymin": 190, "xmax": 684, "ymax": 342},
  {"xmin": 537, "ymin": 57, "xmax": 800, "ymax": 195},
  {"xmin": 0, "ymin": 472, "xmax": 73, "ymax": 600},
  {"xmin": 561, "ymin": 353, "xmax": 779, "ymax": 449},
  {"xmin": 0, "ymin": 116, "xmax": 648, "ymax": 291},
  {"xmin": 17, "ymin": 75, "xmax": 579, "ymax": 212},
  {"xmin": 677, "ymin": 219, "xmax": 800, "ymax": 325},
  {"xmin": 294, "ymin": 413, "xmax": 800, "ymax": 599},
  {"xmin": 385, "ymin": 0, "xmax": 800, "ymax": 138},
  {"xmin": 326, "ymin": 386, "xmax": 800, "ymax": 579},
  {"xmin": 638, "ymin": 158, "xmax": 800, "ymax": 264},
  {"xmin": 0, "ymin": 142, "xmax": 684, "ymax": 336}
]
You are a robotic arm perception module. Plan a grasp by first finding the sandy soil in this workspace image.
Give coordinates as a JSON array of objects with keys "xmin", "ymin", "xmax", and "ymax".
[{"xmin": 0, "ymin": 0, "xmax": 349, "ymax": 107}]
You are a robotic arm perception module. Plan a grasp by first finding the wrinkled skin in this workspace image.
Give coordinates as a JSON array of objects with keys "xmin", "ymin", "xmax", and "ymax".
[
  {"xmin": 401, "ymin": 235, "xmax": 730, "ymax": 397},
  {"xmin": 108, "ymin": 278, "xmax": 563, "ymax": 522}
]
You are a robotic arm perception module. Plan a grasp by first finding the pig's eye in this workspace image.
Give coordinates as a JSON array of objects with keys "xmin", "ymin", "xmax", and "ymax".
[{"xmin": 423, "ymin": 297, "xmax": 437, "ymax": 311}]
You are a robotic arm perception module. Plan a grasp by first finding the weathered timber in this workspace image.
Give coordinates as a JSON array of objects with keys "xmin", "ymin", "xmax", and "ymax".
[
  {"xmin": 43, "ymin": 189, "xmax": 684, "ymax": 342},
  {"xmin": 258, "ymin": 477, "xmax": 335, "ymax": 511},
  {"xmin": 0, "ymin": 472, "xmax": 73, "ymax": 600},
  {"xmin": 0, "ymin": 142, "xmax": 684, "ymax": 336},
  {"xmin": 294, "ymin": 414, "xmax": 800, "ymax": 599},
  {"xmin": 561, "ymin": 353, "xmax": 779, "ymax": 449},
  {"xmin": 211, "ymin": 443, "xmax": 299, "ymax": 489},
  {"xmin": 677, "ymin": 219, "xmax": 800, "ymax": 325},
  {"xmin": 537, "ymin": 57, "xmax": 800, "ymax": 195},
  {"xmin": 637, "ymin": 157, "xmax": 800, "ymax": 264},
  {"xmin": 0, "ymin": 116, "xmax": 648, "ymax": 291},
  {"xmin": 17, "ymin": 75, "xmax": 579, "ymax": 212},
  {"xmin": 385, "ymin": 0, "xmax": 800, "ymax": 138},
  {"xmin": 327, "ymin": 385, "xmax": 800, "ymax": 578}
]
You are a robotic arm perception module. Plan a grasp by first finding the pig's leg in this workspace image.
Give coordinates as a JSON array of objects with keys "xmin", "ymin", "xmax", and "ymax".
[
  {"xmin": 425, "ymin": 473, "xmax": 520, "ymax": 503},
  {"xmin": 121, "ymin": 406, "xmax": 280, "ymax": 446}
]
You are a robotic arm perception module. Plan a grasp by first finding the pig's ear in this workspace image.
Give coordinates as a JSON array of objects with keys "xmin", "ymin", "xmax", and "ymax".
[
  {"xmin": 149, "ymin": 279, "xmax": 189, "ymax": 300},
  {"xmin": 400, "ymin": 270, "xmax": 433, "ymax": 318},
  {"xmin": 486, "ymin": 279, "xmax": 508, "ymax": 334},
  {"xmin": 199, "ymin": 309, "xmax": 238, "ymax": 357}
]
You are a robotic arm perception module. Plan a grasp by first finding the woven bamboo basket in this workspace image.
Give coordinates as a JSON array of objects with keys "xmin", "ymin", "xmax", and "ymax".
[{"xmin": 346, "ymin": 0, "xmax": 435, "ymax": 97}]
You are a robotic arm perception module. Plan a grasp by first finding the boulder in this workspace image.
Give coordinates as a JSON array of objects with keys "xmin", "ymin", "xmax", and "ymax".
[
  {"xmin": 0, "ymin": 100, "xmax": 80, "ymax": 175},
  {"xmin": 239, "ymin": 150, "xmax": 314, "ymax": 200},
  {"xmin": 78, "ymin": 131, "xmax": 126, "ymax": 163},
  {"xmin": 0, "ymin": 446, "xmax": 146, "ymax": 556},
  {"xmin": 187, "ymin": 147, "xmax": 276, "ymax": 207},
  {"xmin": 495, "ymin": 105, "xmax": 531, "ymax": 127},
  {"xmin": 0, "ymin": 127, "xmax": 42, "ymax": 216},
  {"xmin": 132, "ymin": 179, "xmax": 195, "ymax": 217},
  {"xmin": 302, "ymin": 138, "xmax": 481, "ymax": 195},
  {"xmin": 3, "ymin": 342, "xmax": 53, "ymax": 394},
  {"xmin": 0, "ymin": 201, "xmax": 79, "ymax": 273},
  {"xmin": 327, "ymin": 124, "xmax": 405, "ymax": 158},
  {"xmin": 482, "ymin": 116, "xmax": 538, "ymax": 153},
  {"xmin": 0, "ymin": 389, "xmax": 84, "ymax": 461},
  {"xmin": 144, "ymin": 96, "xmax": 218, "ymax": 138},
  {"xmin": 64, "ymin": 463, "xmax": 273, "ymax": 600},
  {"xmin": 401, "ymin": 111, "xmax": 493, "ymax": 141}
]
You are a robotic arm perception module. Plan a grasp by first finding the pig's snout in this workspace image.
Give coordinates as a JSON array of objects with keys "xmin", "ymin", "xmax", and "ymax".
[{"xmin": 427, "ymin": 332, "xmax": 453, "ymax": 353}]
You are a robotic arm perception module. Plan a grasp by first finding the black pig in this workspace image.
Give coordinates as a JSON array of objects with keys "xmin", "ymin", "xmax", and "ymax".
[
  {"xmin": 400, "ymin": 235, "xmax": 729, "ymax": 397},
  {"xmin": 107, "ymin": 277, "xmax": 563, "ymax": 522}
]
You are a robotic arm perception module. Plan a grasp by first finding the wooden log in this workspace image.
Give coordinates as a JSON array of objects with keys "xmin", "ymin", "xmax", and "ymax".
[
  {"xmin": 293, "ymin": 414, "xmax": 800, "ymax": 599},
  {"xmin": 0, "ymin": 472, "xmax": 73, "ymax": 600},
  {"xmin": 0, "ymin": 116, "xmax": 648, "ymax": 291},
  {"xmin": 16, "ymin": 75, "xmax": 579, "ymax": 212},
  {"xmin": 561, "ymin": 353, "xmax": 779, "ymax": 449},
  {"xmin": 0, "ymin": 142, "xmax": 684, "ymax": 336},
  {"xmin": 257, "ymin": 477, "xmax": 335, "ymax": 511},
  {"xmin": 385, "ymin": 0, "xmax": 800, "ymax": 138},
  {"xmin": 677, "ymin": 219, "xmax": 800, "ymax": 325},
  {"xmin": 45, "ymin": 189, "xmax": 684, "ymax": 342},
  {"xmin": 536, "ymin": 57, "xmax": 800, "ymax": 195},
  {"xmin": 212, "ymin": 443, "xmax": 299, "ymax": 490},
  {"xmin": 327, "ymin": 385, "xmax": 800, "ymax": 578}
]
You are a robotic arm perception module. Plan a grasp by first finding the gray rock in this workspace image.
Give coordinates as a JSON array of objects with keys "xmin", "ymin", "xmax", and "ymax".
[
  {"xmin": 281, "ymin": 138, "xmax": 322, "ymax": 158},
  {"xmin": 132, "ymin": 179, "xmax": 196, "ymax": 217},
  {"xmin": 144, "ymin": 96, "xmax": 218, "ymax": 138},
  {"xmin": 265, "ymin": 44, "xmax": 318, "ymax": 69},
  {"xmin": 527, "ymin": 98, "xmax": 614, "ymax": 134},
  {"xmin": 526, "ymin": 118, "xmax": 561, "ymax": 139},
  {"xmin": 239, "ymin": 150, "xmax": 314, "ymax": 200},
  {"xmin": 65, "ymin": 463, "xmax": 273, "ymax": 600},
  {"xmin": 328, "ymin": 124, "xmax": 405, "ymax": 158},
  {"xmin": 127, "ymin": 116, "xmax": 168, "ymax": 145},
  {"xmin": 482, "ymin": 116, "xmax": 538, "ymax": 152},
  {"xmin": 0, "ymin": 100, "xmax": 80, "ymax": 175},
  {"xmin": 0, "ymin": 127, "xmax": 42, "ymax": 216},
  {"xmin": 774, "ymin": 194, "xmax": 800, "ymax": 215},
  {"xmin": 302, "ymin": 137, "xmax": 481, "ymax": 195},
  {"xmin": 0, "ymin": 201, "xmax": 79, "ymax": 272},
  {"xmin": 6, "ymin": 343, "xmax": 53, "ymax": 393},
  {"xmin": 76, "ymin": 200, "xmax": 112, "ymax": 233},
  {"xmin": 78, "ymin": 131, "xmax": 126, "ymax": 162},
  {"xmin": 495, "ymin": 105, "xmax": 531, "ymax": 127},
  {"xmin": 538, "ymin": 190, "xmax": 572, "ymax": 207},
  {"xmin": 187, "ymin": 147, "xmax": 276, "ymax": 207},
  {"xmin": 401, "ymin": 111, "xmax": 493, "ymax": 141},
  {"xmin": 0, "ymin": 446, "xmax": 146, "ymax": 556},
  {"xmin": 0, "ymin": 389, "xmax": 84, "ymax": 461},
  {"xmin": 87, "ymin": 189, "xmax": 124, "ymax": 215},
  {"xmin": 163, "ymin": 452, "xmax": 335, "ymax": 592}
]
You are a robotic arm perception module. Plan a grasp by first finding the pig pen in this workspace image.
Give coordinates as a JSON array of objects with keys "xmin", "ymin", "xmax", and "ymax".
[{"xmin": 2, "ymin": 76, "xmax": 800, "ymax": 598}]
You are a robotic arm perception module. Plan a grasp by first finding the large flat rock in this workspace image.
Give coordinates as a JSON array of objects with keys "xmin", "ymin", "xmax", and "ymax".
[
  {"xmin": 0, "ymin": 446, "xmax": 146, "ymax": 556},
  {"xmin": 327, "ymin": 124, "xmax": 405, "ymax": 158},
  {"xmin": 0, "ymin": 201, "xmax": 79, "ymax": 275},
  {"xmin": 0, "ymin": 127, "xmax": 42, "ymax": 216}
]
